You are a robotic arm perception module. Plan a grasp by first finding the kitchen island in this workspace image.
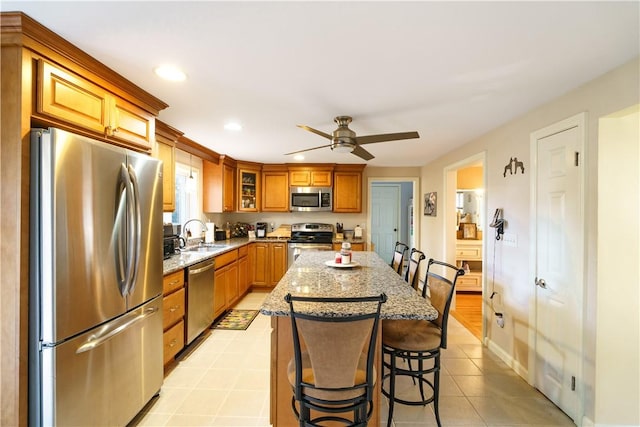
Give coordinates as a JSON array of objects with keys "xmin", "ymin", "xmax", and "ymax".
[{"xmin": 260, "ymin": 251, "xmax": 438, "ymax": 427}]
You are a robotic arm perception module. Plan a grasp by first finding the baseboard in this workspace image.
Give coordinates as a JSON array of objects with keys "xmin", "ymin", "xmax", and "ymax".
[{"xmin": 485, "ymin": 338, "xmax": 530, "ymax": 382}]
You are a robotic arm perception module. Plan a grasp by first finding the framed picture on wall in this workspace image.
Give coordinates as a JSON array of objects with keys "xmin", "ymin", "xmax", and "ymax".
[
  {"xmin": 462, "ymin": 223, "xmax": 477, "ymax": 239},
  {"xmin": 424, "ymin": 192, "xmax": 437, "ymax": 216}
]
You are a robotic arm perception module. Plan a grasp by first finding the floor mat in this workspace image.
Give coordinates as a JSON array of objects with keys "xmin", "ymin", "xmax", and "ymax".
[{"xmin": 212, "ymin": 309, "xmax": 259, "ymax": 330}]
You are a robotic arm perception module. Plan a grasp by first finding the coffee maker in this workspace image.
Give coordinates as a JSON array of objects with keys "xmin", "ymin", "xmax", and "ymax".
[{"xmin": 256, "ymin": 222, "xmax": 267, "ymax": 238}]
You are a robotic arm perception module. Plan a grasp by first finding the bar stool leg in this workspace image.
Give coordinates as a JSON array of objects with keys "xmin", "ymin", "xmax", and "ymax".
[
  {"xmin": 433, "ymin": 352, "xmax": 442, "ymax": 427},
  {"xmin": 386, "ymin": 351, "xmax": 396, "ymax": 427}
]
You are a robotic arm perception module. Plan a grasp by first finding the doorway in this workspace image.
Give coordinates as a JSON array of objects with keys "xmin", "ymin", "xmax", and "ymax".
[
  {"xmin": 368, "ymin": 178, "xmax": 417, "ymax": 264},
  {"xmin": 444, "ymin": 153, "xmax": 486, "ymax": 340}
]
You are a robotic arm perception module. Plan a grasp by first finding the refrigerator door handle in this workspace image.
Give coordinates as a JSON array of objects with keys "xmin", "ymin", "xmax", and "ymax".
[
  {"xmin": 126, "ymin": 165, "xmax": 142, "ymax": 295},
  {"xmin": 75, "ymin": 306, "xmax": 159, "ymax": 354},
  {"xmin": 115, "ymin": 164, "xmax": 131, "ymax": 297}
]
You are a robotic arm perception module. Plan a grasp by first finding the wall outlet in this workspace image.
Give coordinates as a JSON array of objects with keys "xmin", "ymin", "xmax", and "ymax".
[
  {"xmin": 503, "ymin": 232, "xmax": 517, "ymax": 247},
  {"xmin": 496, "ymin": 313, "xmax": 505, "ymax": 328}
]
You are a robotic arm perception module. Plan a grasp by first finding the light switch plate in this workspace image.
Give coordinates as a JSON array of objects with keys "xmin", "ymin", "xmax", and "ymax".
[{"xmin": 503, "ymin": 233, "xmax": 517, "ymax": 247}]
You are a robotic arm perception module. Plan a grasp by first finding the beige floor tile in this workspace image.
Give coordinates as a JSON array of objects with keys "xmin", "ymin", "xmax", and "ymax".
[
  {"xmin": 442, "ymin": 358, "xmax": 484, "ymax": 375},
  {"xmin": 470, "ymin": 356, "xmax": 518, "ymax": 375},
  {"xmin": 130, "ymin": 411, "xmax": 169, "ymax": 426},
  {"xmin": 233, "ymin": 369, "xmax": 270, "ymax": 391},
  {"xmin": 453, "ymin": 373, "xmax": 535, "ymax": 398},
  {"xmin": 210, "ymin": 415, "xmax": 267, "ymax": 426},
  {"xmin": 144, "ymin": 387, "xmax": 190, "ymax": 414},
  {"xmin": 164, "ymin": 413, "xmax": 216, "ymax": 426},
  {"xmin": 174, "ymin": 388, "xmax": 229, "ymax": 416},
  {"xmin": 216, "ymin": 389, "xmax": 267, "ymax": 418},
  {"xmin": 161, "ymin": 365, "xmax": 207, "ymax": 389},
  {"xmin": 196, "ymin": 367, "xmax": 241, "ymax": 390}
]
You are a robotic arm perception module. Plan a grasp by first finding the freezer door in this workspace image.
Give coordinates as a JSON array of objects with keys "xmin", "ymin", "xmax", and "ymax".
[
  {"xmin": 125, "ymin": 150, "xmax": 163, "ymax": 309},
  {"xmin": 38, "ymin": 296, "xmax": 163, "ymax": 426},
  {"xmin": 35, "ymin": 128, "xmax": 129, "ymax": 343}
]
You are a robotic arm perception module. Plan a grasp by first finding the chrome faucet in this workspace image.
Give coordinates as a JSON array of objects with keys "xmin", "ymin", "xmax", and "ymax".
[{"xmin": 182, "ymin": 218, "xmax": 209, "ymax": 242}]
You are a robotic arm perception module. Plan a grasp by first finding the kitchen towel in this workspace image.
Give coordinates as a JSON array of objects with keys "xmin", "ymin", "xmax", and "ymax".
[{"xmin": 205, "ymin": 223, "xmax": 215, "ymax": 243}]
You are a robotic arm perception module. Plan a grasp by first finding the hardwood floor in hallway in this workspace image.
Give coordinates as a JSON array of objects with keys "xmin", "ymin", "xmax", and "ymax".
[{"xmin": 451, "ymin": 292, "xmax": 483, "ymax": 340}]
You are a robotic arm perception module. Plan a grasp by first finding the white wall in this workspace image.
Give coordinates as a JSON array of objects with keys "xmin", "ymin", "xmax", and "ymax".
[
  {"xmin": 418, "ymin": 56, "xmax": 640, "ymax": 423},
  {"xmin": 596, "ymin": 106, "xmax": 640, "ymax": 426}
]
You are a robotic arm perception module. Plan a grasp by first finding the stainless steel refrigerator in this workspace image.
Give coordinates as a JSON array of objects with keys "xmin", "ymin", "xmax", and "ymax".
[{"xmin": 29, "ymin": 128, "xmax": 164, "ymax": 426}]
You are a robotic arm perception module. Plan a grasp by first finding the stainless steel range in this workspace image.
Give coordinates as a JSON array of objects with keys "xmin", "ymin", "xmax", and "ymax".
[{"xmin": 287, "ymin": 223, "xmax": 334, "ymax": 267}]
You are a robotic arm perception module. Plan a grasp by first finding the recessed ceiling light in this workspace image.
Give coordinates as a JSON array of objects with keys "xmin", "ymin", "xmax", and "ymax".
[
  {"xmin": 224, "ymin": 122, "xmax": 242, "ymax": 131},
  {"xmin": 294, "ymin": 154, "xmax": 305, "ymax": 161},
  {"xmin": 154, "ymin": 65, "xmax": 187, "ymax": 82}
]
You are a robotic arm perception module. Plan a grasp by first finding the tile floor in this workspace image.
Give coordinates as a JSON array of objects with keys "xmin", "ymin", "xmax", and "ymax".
[{"xmin": 131, "ymin": 291, "xmax": 575, "ymax": 427}]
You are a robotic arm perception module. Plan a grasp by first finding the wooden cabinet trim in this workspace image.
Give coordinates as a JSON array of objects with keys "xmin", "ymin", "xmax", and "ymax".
[{"xmin": 3, "ymin": 12, "xmax": 167, "ymax": 114}]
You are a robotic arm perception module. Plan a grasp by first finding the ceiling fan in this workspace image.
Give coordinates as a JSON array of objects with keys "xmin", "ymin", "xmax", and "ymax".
[{"xmin": 286, "ymin": 116, "xmax": 420, "ymax": 161}]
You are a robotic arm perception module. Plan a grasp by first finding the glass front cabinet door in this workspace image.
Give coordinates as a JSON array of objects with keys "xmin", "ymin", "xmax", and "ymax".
[{"xmin": 238, "ymin": 165, "xmax": 261, "ymax": 212}]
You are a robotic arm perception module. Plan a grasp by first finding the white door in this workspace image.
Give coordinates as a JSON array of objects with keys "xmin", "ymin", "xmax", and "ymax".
[
  {"xmin": 531, "ymin": 114, "xmax": 584, "ymax": 422},
  {"xmin": 371, "ymin": 184, "xmax": 401, "ymax": 264}
]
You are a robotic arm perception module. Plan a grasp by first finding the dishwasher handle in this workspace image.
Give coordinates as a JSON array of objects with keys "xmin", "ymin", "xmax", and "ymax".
[{"xmin": 189, "ymin": 260, "xmax": 215, "ymax": 276}]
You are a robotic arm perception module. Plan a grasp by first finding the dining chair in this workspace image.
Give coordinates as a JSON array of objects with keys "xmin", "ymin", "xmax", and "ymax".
[
  {"xmin": 284, "ymin": 293, "xmax": 387, "ymax": 427},
  {"xmin": 390, "ymin": 242, "xmax": 409, "ymax": 275},
  {"xmin": 381, "ymin": 258, "xmax": 464, "ymax": 427}
]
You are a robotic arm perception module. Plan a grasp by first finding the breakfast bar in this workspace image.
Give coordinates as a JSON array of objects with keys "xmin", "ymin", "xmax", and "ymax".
[{"xmin": 260, "ymin": 251, "xmax": 438, "ymax": 427}]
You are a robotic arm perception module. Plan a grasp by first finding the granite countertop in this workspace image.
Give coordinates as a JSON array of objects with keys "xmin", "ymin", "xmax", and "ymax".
[
  {"xmin": 162, "ymin": 237, "xmax": 287, "ymax": 275},
  {"xmin": 260, "ymin": 251, "xmax": 438, "ymax": 321}
]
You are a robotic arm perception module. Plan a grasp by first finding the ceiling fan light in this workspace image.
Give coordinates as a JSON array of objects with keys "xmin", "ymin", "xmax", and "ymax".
[{"xmin": 331, "ymin": 139, "xmax": 356, "ymax": 154}]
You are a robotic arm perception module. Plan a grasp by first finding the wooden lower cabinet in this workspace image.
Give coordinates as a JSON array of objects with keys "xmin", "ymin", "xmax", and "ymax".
[
  {"xmin": 163, "ymin": 320, "xmax": 185, "ymax": 366},
  {"xmin": 162, "ymin": 270, "xmax": 185, "ymax": 366},
  {"xmin": 213, "ymin": 267, "xmax": 227, "ymax": 319},
  {"xmin": 252, "ymin": 241, "xmax": 287, "ymax": 288},
  {"xmin": 238, "ymin": 245, "xmax": 250, "ymax": 295},
  {"xmin": 214, "ymin": 249, "xmax": 239, "ymax": 319}
]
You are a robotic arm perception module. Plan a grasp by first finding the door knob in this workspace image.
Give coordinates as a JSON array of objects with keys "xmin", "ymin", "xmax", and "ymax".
[{"xmin": 535, "ymin": 277, "xmax": 547, "ymax": 289}]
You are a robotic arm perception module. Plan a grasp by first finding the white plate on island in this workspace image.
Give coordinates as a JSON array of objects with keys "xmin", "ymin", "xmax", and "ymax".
[{"xmin": 324, "ymin": 260, "xmax": 360, "ymax": 268}]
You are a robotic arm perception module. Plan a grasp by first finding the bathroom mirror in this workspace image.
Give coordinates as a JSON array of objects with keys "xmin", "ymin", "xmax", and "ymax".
[{"xmin": 456, "ymin": 190, "xmax": 484, "ymax": 231}]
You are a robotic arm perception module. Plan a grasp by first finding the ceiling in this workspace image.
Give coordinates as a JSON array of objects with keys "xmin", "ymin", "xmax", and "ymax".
[{"xmin": 4, "ymin": 1, "xmax": 639, "ymax": 166}]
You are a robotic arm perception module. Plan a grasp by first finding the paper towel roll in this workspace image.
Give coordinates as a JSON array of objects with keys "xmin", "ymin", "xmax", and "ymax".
[{"xmin": 205, "ymin": 223, "xmax": 215, "ymax": 243}]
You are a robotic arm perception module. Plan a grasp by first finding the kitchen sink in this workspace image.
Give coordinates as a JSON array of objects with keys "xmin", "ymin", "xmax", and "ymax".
[{"xmin": 185, "ymin": 244, "xmax": 228, "ymax": 252}]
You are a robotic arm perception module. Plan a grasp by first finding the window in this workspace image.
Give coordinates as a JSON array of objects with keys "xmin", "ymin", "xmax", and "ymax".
[{"xmin": 163, "ymin": 150, "xmax": 203, "ymax": 233}]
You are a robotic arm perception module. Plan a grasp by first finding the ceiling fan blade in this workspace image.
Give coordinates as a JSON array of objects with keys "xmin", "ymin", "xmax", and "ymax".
[
  {"xmin": 297, "ymin": 125, "xmax": 332, "ymax": 140},
  {"xmin": 285, "ymin": 143, "xmax": 333, "ymax": 155},
  {"xmin": 351, "ymin": 145, "xmax": 375, "ymax": 161},
  {"xmin": 356, "ymin": 131, "xmax": 420, "ymax": 145}
]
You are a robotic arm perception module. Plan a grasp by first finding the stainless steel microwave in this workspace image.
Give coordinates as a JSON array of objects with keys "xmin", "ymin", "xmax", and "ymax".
[{"xmin": 290, "ymin": 187, "xmax": 332, "ymax": 212}]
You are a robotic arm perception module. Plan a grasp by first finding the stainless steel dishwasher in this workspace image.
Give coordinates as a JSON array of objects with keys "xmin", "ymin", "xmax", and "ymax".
[{"xmin": 186, "ymin": 258, "xmax": 215, "ymax": 344}]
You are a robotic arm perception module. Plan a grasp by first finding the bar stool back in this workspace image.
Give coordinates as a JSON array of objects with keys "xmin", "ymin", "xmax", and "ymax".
[
  {"xmin": 404, "ymin": 248, "xmax": 426, "ymax": 290},
  {"xmin": 285, "ymin": 293, "xmax": 387, "ymax": 427},
  {"xmin": 391, "ymin": 242, "xmax": 409, "ymax": 275}
]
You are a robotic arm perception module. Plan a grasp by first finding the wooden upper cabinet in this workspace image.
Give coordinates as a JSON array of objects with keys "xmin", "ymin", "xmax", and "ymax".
[
  {"xmin": 237, "ymin": 161, "xmax": 261, "ymax": 212},
  {"xmin": 262, "ymin": 165, "xmax": 289, "ymax": 212},
  {"xmin": 155, "ymin": 120, "xmax": 183, "ymax": 212},
  {"xmin": 333, "ymin": 164, "xmax": 366, "ymax": 213},
  {"xmin": 203, "ymin": 155, "xmax": 236, "ymax": 213},
  {"xmin": 36, "ymin": 59, "xmax": 155, "ymax": 151},
  {"xmin": 289, "ymin": 166, "xmax": 333, "ymax": 187}
]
